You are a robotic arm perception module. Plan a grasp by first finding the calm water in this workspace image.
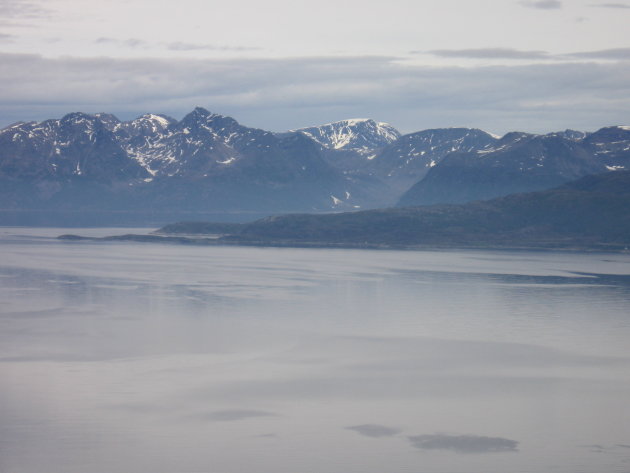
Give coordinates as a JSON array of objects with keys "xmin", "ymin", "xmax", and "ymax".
[{"xmin": 1, "ymin": 227, "xmax": 630, "ymax": 473}]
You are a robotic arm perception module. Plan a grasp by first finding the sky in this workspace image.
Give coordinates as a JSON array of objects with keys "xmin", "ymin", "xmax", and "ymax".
[{"xmin": 0, "ymin": 0, "xmax": 629, "ymax": 134}]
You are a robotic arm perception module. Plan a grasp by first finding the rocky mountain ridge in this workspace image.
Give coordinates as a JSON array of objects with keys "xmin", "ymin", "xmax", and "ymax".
[
  {"xmin": 1, "ymin": 108, "xmax": 629, "ymax": 224},
  {"xmin": 398, "ymin": 126, "xmax": 630, "ymax": 206},
  {"xmin": 293, "ymin": 118, "xmax": 400, "ymax": 153}
]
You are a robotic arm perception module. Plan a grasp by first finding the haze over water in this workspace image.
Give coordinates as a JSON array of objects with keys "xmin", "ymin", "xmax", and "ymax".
[{"xmin": 1, "ymin": 228, "xmax": 630, "ymax": 473}]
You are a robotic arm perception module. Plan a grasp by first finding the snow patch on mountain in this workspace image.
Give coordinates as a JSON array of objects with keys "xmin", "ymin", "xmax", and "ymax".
[
  {"xmin": 293, "ymin": 118, "xmax": 400, "ymax": 152},
  {"xmin": 372, "ymin": 128, "xmax": 499, "ymax": 182}
]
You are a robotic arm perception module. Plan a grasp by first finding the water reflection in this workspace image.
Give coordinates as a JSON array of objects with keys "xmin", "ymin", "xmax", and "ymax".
[{"xmin": 1, "ymin": 229, "xmax": 630, "ymax": 473}]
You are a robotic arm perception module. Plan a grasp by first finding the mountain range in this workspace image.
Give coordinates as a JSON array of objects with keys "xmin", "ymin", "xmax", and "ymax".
[
  {"xmin": 398, "ymin": 127, "xmax": 630, "ymax": 206},
  {"xmin": 1, "ymin": 107, "xmax": 629, "ymax": 224}
]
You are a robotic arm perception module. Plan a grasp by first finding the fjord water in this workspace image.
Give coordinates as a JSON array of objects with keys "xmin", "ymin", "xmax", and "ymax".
[{"xmin": 1, "ymin": 228, "xmax": 630, "ymax": 473}]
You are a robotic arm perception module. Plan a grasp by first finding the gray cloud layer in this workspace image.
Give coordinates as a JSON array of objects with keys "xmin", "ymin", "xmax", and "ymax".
[
  {"xmin": 346, "ymin": 424, "xmax": 402, "ymax": 438},
  {"xmin": 566, "ymin": 48, "xmax": 630, "ymax": 60},
  {"xmin": 94, "ymin": 37, "xmax": 148, "ymax": 48},
  {"xmin": 425, "ymin": 48, "xmax": 552, "ymax": 60},
  {"xmin": 165, "ymin": 42, "xmax": 260, "ymax": 52},
  {"xmin": 519, "ymin": 0, "xmax": 563, "ymax": 9},
  {"xmin": 424, "ymin": 47, "xmax": 630, "ymax": 62},
  {"xmin": 0, "ymin": 0, "xmax": 50, "ymax": 19},
  {"xmin": 579, "ymin": 443, "xmax": 630, "ymax": 454},
  {"xmin": 197, "ymin": 409, "xmax": 278, "ymax": 422},
  {"xmin": 592, "ymin": 2, "xmax": 630, "ymax": 7},
  {"xmin": 93, "ymin": 37, "xmax": 259, "ymax": 52},
  {"xmin": 1, "ymin": 52, "xmax": 629, "ymax": 134},
  {"xmin": 408, "ymin": 434, "xmax": 519, "ymax": 453}
]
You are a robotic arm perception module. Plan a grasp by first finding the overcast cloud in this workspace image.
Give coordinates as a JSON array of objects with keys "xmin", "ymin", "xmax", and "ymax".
[
  {"xmin": 1, "ymin": 0, "xmax": 629, "ymax": 133},
  {"xmin": 165, "ymin": 42, "xmax": 260, "ymax": 52},
  {"xmin": 0, "ymin": 0, "xmax": 50, "ymax": 19},
  {"xmin": 592, "ymin": 2, "xmax": 630, "ymax": 8},
  {"xmin": 424, "ymin": 48, "xmax": 552, "ymax": 60},
  {"xmin": 196, "ymin": 409, "xmax": 278, "ymax": 422},
  {"xmin": 566, "ymin": 48, "xmax": 630, "ymax": 60},
  {"xmin": 408, "ymin": 434, "xmax": 519, "ymax": 453},
  {"xmin": 93, "ymin": 37, "xmax": 259, "ymax": 53},
  {"xmin": 346, "ymin": 424, "xmax": 402, "ymax": 438},
  {"xmin": 1, "ymin": 52, "xmax": 629, "ymax": 134},
  {"xmin": 519, "ymin": 0, "xmax": 563, "ymax": 9}
]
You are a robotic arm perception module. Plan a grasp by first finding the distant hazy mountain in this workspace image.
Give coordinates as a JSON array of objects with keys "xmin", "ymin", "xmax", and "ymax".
[
  {"xmin": 0, "ymin": 108, "xmax": 380, "ymax": 219},
  {"xmin": 2, "ymin": 108, "xmax": 630, "ymax": 225},
  {"xmin": 291, "ymin": 119, "xmax": 404, "ymax": 204},
  {"xmin": 0, "ymin": 113, "xmax": 148, "ymax": 181},
  {"xmin": 159, "ymin": 171, "xmax": 630, "ymax": 251},
  {"xmin": 292, "ymin": 124, "xmax": 500, "ymax": 205},
  {"xmin": 398, "ymin": 127, "xmax": 630, "ymax": 207},
  {"xmin": 368, "ymin": 128, "xmax": 498, "ymax": 192},
  {"xmin": 582, "ymin": 126, "xmax": 630, "ymax": 169}
]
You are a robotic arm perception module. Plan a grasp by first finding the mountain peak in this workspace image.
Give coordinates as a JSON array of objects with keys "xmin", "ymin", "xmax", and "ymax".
[
  {"xmin": 332, "ymin": 118, "xmax": 372, "ymax": 125},
  {"xmin": 181, "ymin": 107, "xmax": 239, "ymax": 127},
  {"xmin": 135, "ymin": 113, "xmax": 175, "ymax": 128},
  {"xmin": 586, "ymin": 125, "xmax": 630, "ymax": 143},
  {"xmin": 293, "ymin": 118, "xmax": 400, "ymax": 151},
  {"xmin": 94, "ymin": 113, "xmax": 121, "ymax": 122},
  {"xmin": 192, "ymin": 106, "xmax": 211, "ymax": 115},
  {"xmin": 60, "ymin": 112, "xmax": 100, "ymax": 124}
]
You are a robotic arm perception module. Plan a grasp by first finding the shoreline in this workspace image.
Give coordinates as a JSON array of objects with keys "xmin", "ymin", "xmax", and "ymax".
[{"xmin": 56, "ymin": 233, "xmax": 630, "ymax": 254}]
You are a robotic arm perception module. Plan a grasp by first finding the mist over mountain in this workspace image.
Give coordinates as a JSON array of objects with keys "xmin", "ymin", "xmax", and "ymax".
[
  {"xmin": 155, "ymin": 171, "xmax": 630, "ymax": 251},
  {"xmin": 397, "ymin": 127, "xmax": 630, "ymax": 207}
]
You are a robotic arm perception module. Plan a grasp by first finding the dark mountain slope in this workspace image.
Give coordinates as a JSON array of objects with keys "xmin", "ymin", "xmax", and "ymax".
[
  {"xmin": 0, "ymin": 108, "xmax": 379, "ymax": 218},
  {"xmin": 3, "ymin": 108, "xmax": 630, "ymax": 225},
  {"xmin": 397, "ymin": 131, "xmax": 614, "ymax": 207},
  {"xmin": 181, "ymin": 171, "xmax": 630, "ymax": 250},
  {"xmin": 0, "ymin": 113, "xmax": 148, "ymax": 181},
  {"xmin": 368, "ymin": 128, "xmax": 498, "ymax": 189}
]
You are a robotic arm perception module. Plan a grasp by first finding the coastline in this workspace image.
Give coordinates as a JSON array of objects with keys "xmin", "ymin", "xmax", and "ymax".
[{"xmin": 56, "ymin": 232, "xmax": 630, "ymax": 254}]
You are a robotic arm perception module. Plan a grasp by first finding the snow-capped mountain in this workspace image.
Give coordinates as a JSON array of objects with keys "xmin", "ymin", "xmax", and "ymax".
[
  {"xmin": 291, "ymin": 118, "xmax": 403, "ymax": 192},
  {"xmin": 583, "ymin": 126, "xmax": 630, "ymax": 170},
  {"xmin": 114, "ymin": 107, "xmax": 346, "ymax": 189},
  {"xmin": 294, "ymin": 118, "xmax": 400, "ymax": 153},
  {"xmin": 118, "ymin": 109, "xmax": 243, "ymax": 178},
  {"xmin": 0, "ymin": 112, "xmax": 148, "ymax": 181},
  {"xmin": 112, "ymin": 113, "xmax": 175, "ymax": 140},
  {"xmin": 397, "ymin": 128, "xmax": 629, "ymax": 207},
  {"xmin": 2, "ymin": 108, "xmax": 630, "ymax": 224},
  {"xmin": 366, "ymin": 128, "xmax": 499, "ymax": 191},
  {"xmin": 550, "ymin": 129, "xmax": 590, "ymax": 141},
  {"xmin": 0, "ymin": 108, "xmax": 379, "ymax": 217}
]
